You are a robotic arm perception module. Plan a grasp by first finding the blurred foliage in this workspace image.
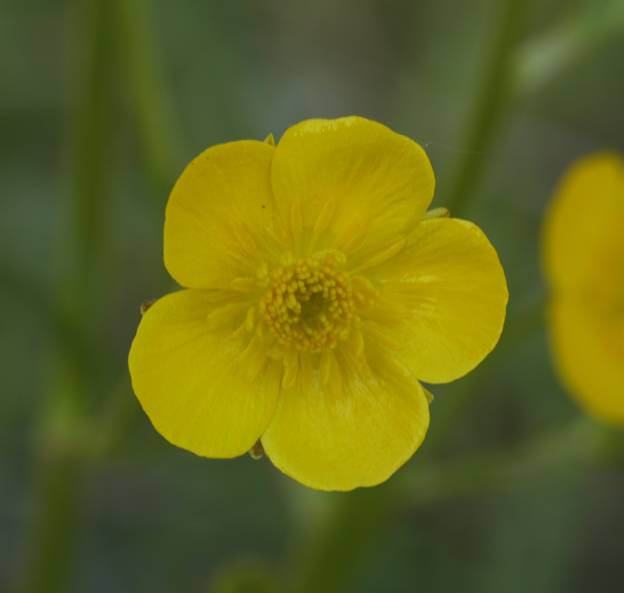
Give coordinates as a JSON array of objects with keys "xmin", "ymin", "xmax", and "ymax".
[
  {"xmin": 1, "ymin": 0, "xmax": 624, "ymax": 592},
  {"xmin": 209, "ymin": 562, "xmax": 282, "ymax": 593}
]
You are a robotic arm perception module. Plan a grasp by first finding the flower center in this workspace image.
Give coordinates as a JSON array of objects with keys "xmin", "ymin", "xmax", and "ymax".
[{"xmin": 260, "ymin": 254, "xmax": 354, "ymax": 352}]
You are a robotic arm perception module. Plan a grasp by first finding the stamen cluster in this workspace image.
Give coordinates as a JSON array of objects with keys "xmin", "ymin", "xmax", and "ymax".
[{"xmin": 260, "ymin": 254, "xmax": 354, "ymax": 352}]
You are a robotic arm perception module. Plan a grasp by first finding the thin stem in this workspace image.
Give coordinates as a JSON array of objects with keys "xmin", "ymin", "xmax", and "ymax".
[
  {"xmin": 115, "ymin": 0, "xmax": 182, "ymax": 197},
  {"xmin": 17, "ymin": 0, "xmax": 182, "ymax": 588},
  {"xmin": 290, "ymin": 483, "xmax": 401, "ymax": 593},
  {"xmin": 16, "ymin": 0, "xmax": 118, "ymax": 591},
  {"xmin": 84, "ymin": 0, "xmax": 185, "ymax": 459},
  {"xmin": 18, "ymin": 447, "xmax": 85, "ymax": 593},
  {"xmin": 67, "ymin": 0, "xmax": 118, "ymax": 341},
  {"xmin": 514, "ymin": 0, "xmax": 624, "ymax": 98},
  {"xmin": 82, "ymin": 0, "xmax": 186, "ymax": 461},
  {"xmin": 444, "ymin": 0, "xmax": 525, "ymax": 216},
  {"xmin": 445, "ymin": 0, "xmax": 624, "ymax": 216}
]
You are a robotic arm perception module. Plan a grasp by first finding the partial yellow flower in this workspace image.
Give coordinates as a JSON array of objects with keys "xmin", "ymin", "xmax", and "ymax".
[
  {"xmin": 543, "ymin": 152, "xmax": 624, "ymax": 423},
  {"xmin": 128, "ymin": 116, "xmax": 508, "ymax": 491}
]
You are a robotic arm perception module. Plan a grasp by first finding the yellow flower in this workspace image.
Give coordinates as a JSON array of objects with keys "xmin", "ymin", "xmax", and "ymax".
[
  {"xmin": 543, "ymin": 152, "xmax": 624, "ymax": 423},
  {"xmin": 128, "ymin": 116, "xmax": 508, "ymax": 491}
]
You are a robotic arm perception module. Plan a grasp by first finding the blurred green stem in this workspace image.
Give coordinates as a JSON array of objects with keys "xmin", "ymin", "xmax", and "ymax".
[
  {"xmin": 83, "ymin": 0, "xmax": 187, "ymax": 459},
  {"xmin": 67, "ymin": 0, "xmax": 117, "ymax": 342},
  {"xmin": 81, "ymin": 0, "xmax": 186, "ymax": 461},
  {"xmin": 514, "ymin": 0, "xmax": 624, "ymax": 97},
  {"xmin": 445, "ymin": 0, "xmax": 525, "ymax": 216},
  {"xmin": 19, "ymin": 0, "xmax": 182, "ymax": 590},
  {"xmin": 445, "ymin": 0, "xmax": 624, "ymax": 216},
  {"xmin": 21, "ymin": 447, "xmax": 85, "ymax": 593},
  {"xmin": 290, "ymin": 483, "xmax": 401, "ymax": 593},
  {"xmin": 115, "ymin": 0, "xmax": 182, "ymax": 196},
  {"xmin": 19, "ymin": 0, "xmax": 118, "ymax": 591}
]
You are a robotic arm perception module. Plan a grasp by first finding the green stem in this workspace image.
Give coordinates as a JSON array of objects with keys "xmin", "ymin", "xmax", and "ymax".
[
  {"xmin": 413, "ymin": 0, "xmax": 624, "ymax": 517},
  {"xmin": 444, "ymin": 0, "xmax": 525, "ymax": 216},
  {"xmin": 18, "ymin": 447, "xmax": 85, "ymax": 593},
  {"xmin": 84, "ymin": 0, "xmax": 185, "ymax": 460},
  {"xmin": 115, "ymin": 0, "xmax": 182, "ymax": 197},
  {"xmin": 445, "ymin": 0, "xmax": 624, "ymax": 216},
  {"xmin": 17, "ymin": 1, "xmax": 118, "ymax": 591},
  {"xmin": 514, "ymin": 0, "xmax": 624, "ymax": 98},
  {"xmin": 17, "ymin": 0, "xmax": 182, "ymax": 587},
  {"xmin": 290, "ymin": 483, "xmax": 401, "ymax": 593},
  {"xmin": 67, "ymin": 0, "xmax": 118, "ymax": 340},
  {"xmin": 79, "ymin": 0, "xmax": 186, "ymax": 462}
]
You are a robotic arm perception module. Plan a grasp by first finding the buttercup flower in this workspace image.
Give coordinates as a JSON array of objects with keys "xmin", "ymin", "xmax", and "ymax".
[
  {"xmin": 543, "ymin": 153, "xmax": 624, "ymax": 423},
  {"xmin": 128, "ymin": 116, "xmax": 508, "ymax": 491}
]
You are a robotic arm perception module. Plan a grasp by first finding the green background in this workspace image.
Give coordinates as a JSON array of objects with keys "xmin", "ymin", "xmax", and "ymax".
[{"xmin": 1, "ymin": 0, "xmax": 623, "ymax": 592}]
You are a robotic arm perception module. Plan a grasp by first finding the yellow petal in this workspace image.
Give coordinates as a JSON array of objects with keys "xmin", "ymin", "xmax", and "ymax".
[
  {"xmin": 549, "ymin": 299, "xmax": 624, "ymax": 424},
  {"xmin": 261, "ymin": 350, "xmax": 430, "ymax": 491},
  {"xmin": 365, "ymin": 218, "xmax": 508, "ymax": 384},
  {"xmin": 543, "ymin": 152, "xmax": 624, "ymax": 298},
  {"xmin": 128, "ymin": 290, "xmax": 281, "ymax": 458},
  {"xmin": 271, "ymin": 116, "xmax": 435, "ymax": 256},
  {"xmin": 164, "ymin": 140, "xmax": 277, "ymax": 289}
]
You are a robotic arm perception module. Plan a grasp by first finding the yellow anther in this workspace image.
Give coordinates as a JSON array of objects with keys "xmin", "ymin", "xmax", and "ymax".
[{"xmin": 260, "ymin": 254, "xmax": 355, "ymax": 352}]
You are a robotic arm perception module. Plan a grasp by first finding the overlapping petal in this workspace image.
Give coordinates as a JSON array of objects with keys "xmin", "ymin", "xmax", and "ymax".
[
  {"xmin": 261, "ymin": 350, "xmax": 430, "ymax": 491},
  {"xmin": 549, "ymin": 299, "xmax": 624, "ymax": 423},
  {"xmin": 363, "ymin": 218, "xmax": 508, "ymax": 384},
  {"xmin": 164, "ymin": 140, "xmax": 277, "ymax": 289},
  {"xmin": 129, "ymin": 290, "xmax": 282, "ymax": 458},
  {"xmin": 543, "ymin": 152, "xmax": 624, "ymax": 297},
  {"xmin": 270, "ymin": 117, "xmax": 435, "ymax": 257}
]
